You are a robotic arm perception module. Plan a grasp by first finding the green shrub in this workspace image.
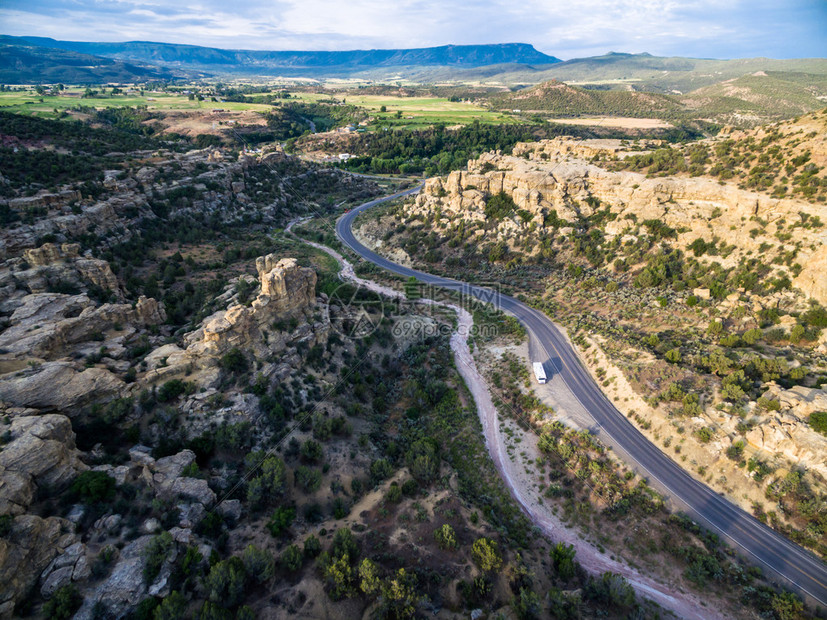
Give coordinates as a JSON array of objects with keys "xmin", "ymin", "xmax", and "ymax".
[
  {"xmin": 267, "ymin": 506, "xmax": 296, "ymax": 537},
  {"xmin": 42, "ymin": 584, "xmax": 82, "ymax": 619},
  {"xmin": 405, "ymin": 438, "xmax": 440, "ymax": 483},
  {"xmin": 300, "ymin": 439, "xmax": 324, "ymax": 463},
  {"xmin": 245, "ymin": 453, "xmax": 287, "ymax": 508},
  {"xmin": 131, "ymin": 598, "xmax": 159, "ymax": 620},
  {"xmin": 358, "ymin": 558, "xmax": 381, "ymax": 597},
  {"xmin": 205, "ymin": 556, "xmax": 247, "ymax": 608},
  {"xmin": 157, "ymin": 379, "xmax": 193, "ymax": 402},
  {"xmin": 809, "ymin": 411, "xmax": 827, "ymax": 436},
  {"xmin": 153, "ymin": 591, "xmax": 187, "ymax": 620},
  {"xmin": 585, "ymin": 572, "xmax": 636, "ymax": 609},
  {"xmin": 484, "ymin": 191, "xmax": 517, "ymax": 220},
  {"xmin": 434, "ymin": 524, "xmax": 457, "ymax": 550},
  {"xmin": 370, "ymin": 458, "xmax": 393, "ymax": 482},
  {"xmin": 220, "ymin": 347, "xmax": 248, "ymax": 374},
  {"xmin": 143, "ymin": 531, "xmax": 174, "ymax": 584},
  {"xmin": 331, "ymin": 496, "xmax": 349, "ymax": 519},
  {"xmin": 726, "ymin": 440, "xmax": 746, "ymax": 461},
  {"xmin": 71, "ymin": 470, "xmax": 116, "ymax": 503},
  {"xmin": 331, "ymin": 527, "xmax": 359, "ymax": 560},
  {"xmin": 512, "ymin": 587, "xmax": 542, "ymax": 620},
  {"xmin": 295, "ymin": 466, "xmax": 322, "ymax": 493},
  {"xmin": 665, "ymin": 348, "xmax": 682, "ymax": 363},
  {"xmin": 304, "ymin": 534, "xmax": 322, "ymax": 558},
  {"xmin": 471, "ymin": 537, "xmax": 502, "ymax": 573},
  {"xmin": 0, "ymin": 514, "xmax": 13, "ymax": 537},
  {"xmin": 280, "ymin": 544, "xmax": 304, "ymax": 572},
  {"xmin": 695, "ymin": 427, "xmax": 714, "ymax": 443},
  {"xmin": 241, "ymin": 545, "xmax": 274, "ymax": 584},
  {"xmin": 550, "ymin": 542, "xmax": 577, "ymax": 580},
  {"xmin": 385, "ymin": 482, "xmax": 402, "ymax": 504}
]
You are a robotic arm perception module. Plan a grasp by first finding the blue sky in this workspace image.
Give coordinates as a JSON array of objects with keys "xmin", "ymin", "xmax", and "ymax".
[{"xmin": 1, "ymin": 0, "xmax": 825, "ymax": 59}]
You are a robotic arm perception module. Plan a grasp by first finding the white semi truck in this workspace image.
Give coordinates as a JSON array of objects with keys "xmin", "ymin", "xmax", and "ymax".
[{"xmin": 533, "ymin": 362, "xmax": 547, "ymax": 384}]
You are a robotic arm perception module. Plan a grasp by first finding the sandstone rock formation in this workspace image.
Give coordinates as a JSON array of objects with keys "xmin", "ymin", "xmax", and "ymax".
[
  {"xmin": 73, "ymin": 535, "xmax": 155, "ymax": 620},
  {"xmin": 0, "ymin": 515, "xmax": 77, "ymax": 618},
  {"xmin": 411, "ymin": 138, "xmax": 827, "ymax": 305},
  {"xmin": 144, "ymin": 255, "xmax": 319, "ymax": 387},
  {"xmin": 0, "ymin": 293, "xmax": 165, "ymax": 359},
  {"xmin": 39, "ymin": 541, "xmax": 90, "ymax": 598},
  {"xmin": 0, "ymin": 414, "xmax": 86, "ymax": 514},
  {"xmin": 0, "ymin": 362, "xmax": 125, "ymax": 414},
  {"xmin": 15, "ymin": 242, "xmax": 120, "ymax": 297},
  {"xmin": 744, "ymin": 385, "xmax": 827, "ymax": 478}
]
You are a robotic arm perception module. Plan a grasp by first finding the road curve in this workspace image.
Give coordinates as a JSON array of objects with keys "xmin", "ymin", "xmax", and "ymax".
[{"xmin": 335, "ymin": 184, "xmax": 827, "ymax": 609}]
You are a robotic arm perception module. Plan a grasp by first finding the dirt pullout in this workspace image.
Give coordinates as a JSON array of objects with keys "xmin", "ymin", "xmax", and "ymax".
[
  {"xmin": 291, "ymin": 226, "xmax": 720, "ymax": 620},
  {"xmin": 542, "ymin": 116, "xmax": 673, "ymax": 129}
]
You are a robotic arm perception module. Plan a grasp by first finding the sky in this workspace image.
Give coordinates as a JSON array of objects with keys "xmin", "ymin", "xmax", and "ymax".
[{"xmin": 1, "ymin": 0, "xmax": 825, "ymax": 59}]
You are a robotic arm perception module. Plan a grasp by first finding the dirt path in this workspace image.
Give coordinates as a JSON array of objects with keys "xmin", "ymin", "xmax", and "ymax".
[{"xmin": 290, "ymin": 226, "xmax": 720, "ymax": 619}]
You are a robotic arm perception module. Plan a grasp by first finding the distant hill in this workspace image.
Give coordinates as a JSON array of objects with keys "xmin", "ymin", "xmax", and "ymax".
[
  {"xmin": 489, "ymin": 80, "xmax": 685, "ymax": 118},
  {"xmin": 488, "ymin": 71, "xmax": 827, "ymax": 125},
  {"xmin": 6, "ymin": 37, "xmax": 560, "ymax": 75},
  {"xmin": 680, "ymin": 71, "xmax": 827, "ymax": 123},
  {"xmin": 455, "ymin": 52, "xmax": 827, "ymax": 91},
  {"xmin": 0, "ymin": 37, "xmax": 172, "ymax": 84},
  {"xmin": 531, "ymin": 52, "xmax": 827, "ymax": 93}
]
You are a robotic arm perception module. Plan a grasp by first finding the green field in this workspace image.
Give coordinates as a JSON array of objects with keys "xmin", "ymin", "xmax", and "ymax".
[
  {"xmin": 0, "ymin": 87, "xmax": 517, "ymax": 129},
  {"xmin": 0, "ymin": 87, "xmax": 272, "ymax": 118},
  {"xmin": 332, "ymin": 94, "xmax": 516, "ymax": 128},
  {"xmin": 281, "ymin": 91, "xmax": 518, "ymax": 128}
]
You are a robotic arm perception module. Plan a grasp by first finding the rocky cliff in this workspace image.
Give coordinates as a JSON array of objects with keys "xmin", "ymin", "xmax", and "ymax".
[
  {"xmin": 144, "ymin": 255, "xmax": 320, "ymax": 387},
  {"xmin": 411, "ymin": 137, "xmax": 827, "ymax": 305},
  {"xmin": 0, "ymin": 414, "xmax": 86, "ymax": 515}
]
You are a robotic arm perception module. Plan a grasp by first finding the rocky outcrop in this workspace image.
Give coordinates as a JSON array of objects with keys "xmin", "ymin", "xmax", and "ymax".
[
  {"xmin": 73, "ymin": 535, "xmax": 155, "ymax": 620},
  {"xmin": 0, "ymin": 414, "xmax": 86, "ymax": 514},
  {"xmin": 794, "ymin": 246, "xmax": 827, "ymax": 308},
  {"xmin": 0, "ymin": 515, "xmax": 77, "ymax": 618},
  {"xmin": 744, "ymin": 385, "xmax": 827, "ymax": 477},
  {"xmin": 0, "ymin": 362, "xmax": 125, "ymax": 414},
  {"xmin": 0, "ymin": 293, "xmax": 165, "ymax": 359},
  {"xmin": 16, "ymin": 242, "xmax": 121, "ymax": 296},
  {"xmin": 411, "ymin": 139, "xmax": 827, "ymax": 305},
  {"xmin": 39, "ymin": 541, "xmax": 90, "ymax": 598},
  {"xmin": 95, "ymin": 447, "xmax": 217, "ymax": 508},
  {"xmin": 256, "ymin": 256, "xmax": 316, "ymax": 311},
  {"xmin": 144, "ymin": 255, "xmax": 319, "ymax": 387}
]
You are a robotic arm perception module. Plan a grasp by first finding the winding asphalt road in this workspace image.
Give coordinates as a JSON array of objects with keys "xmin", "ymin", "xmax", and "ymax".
[{"xmin": 334, "ymin": 184, "xmax": 827, "ymax": 610}]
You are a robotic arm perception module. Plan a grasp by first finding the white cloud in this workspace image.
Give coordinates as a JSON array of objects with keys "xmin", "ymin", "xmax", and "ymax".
[{"xmin": 0, "ymin": 0, "xmax": 823, "ymax": 58}]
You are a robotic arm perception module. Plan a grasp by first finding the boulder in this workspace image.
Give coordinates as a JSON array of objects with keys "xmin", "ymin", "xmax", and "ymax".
[
  {"xmin": 74, "ymin": 535, "xmax": 153, "ymax": 620},
  {"xmin": 0, "ymin": 515, "xmax": 76, "ymax": 617},
  {"xmin": 0, "ymin": 293, "xmax": 164, "ymax": 359},
  {"xmin": 794, "ymin": 245, "xmax": 827, "ymax": 306},
  {"xmin": 16, "ymin": 243, "xmax": 120, "ymax": 297},
  {"xmin": 744, "ymin": 385, "xmax": 827, "ymax": 477},
  {"xmin": 216, "ymin": 499, "xmax": 242, "ymax": 523},
  {"xmin": 142, "ymin": 256, "xmax": 319, "ymax": 388},
  {"xmin": 168, "ymin": 478, "xmax": 216, "ymax": 506},
  {"xmin": 0, "ymin": 362, "xmax": 124, "ymax": 414},
  {"xmin": 0, "ymin": 414, "xmax": 86, "ymax": 514},
  {"xmin": 152, "ymin": 450, "xmax": 196, "ymax": 485}
]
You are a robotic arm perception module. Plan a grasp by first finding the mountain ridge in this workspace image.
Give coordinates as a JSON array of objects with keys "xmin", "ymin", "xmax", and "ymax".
[{"xmin": 5, "ymin": 36, "xmax": 561, "ymax": 70}]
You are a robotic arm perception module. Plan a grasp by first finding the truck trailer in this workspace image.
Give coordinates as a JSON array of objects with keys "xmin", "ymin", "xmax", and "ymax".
[{"xmin": 533, "ymin": 362, "xmax": 547, "ymax": 384}]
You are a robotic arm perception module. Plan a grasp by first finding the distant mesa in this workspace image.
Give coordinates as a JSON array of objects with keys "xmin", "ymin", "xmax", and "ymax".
[{"xmin": 0, "ymin": 36, "xmax": 560, "ymax": 81}]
